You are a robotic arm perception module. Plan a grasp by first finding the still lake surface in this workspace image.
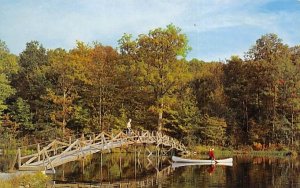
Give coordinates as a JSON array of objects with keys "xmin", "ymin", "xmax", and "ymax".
[{"xmin": 48, "ymin": 152, "xmax": 300, "ymax": 188}]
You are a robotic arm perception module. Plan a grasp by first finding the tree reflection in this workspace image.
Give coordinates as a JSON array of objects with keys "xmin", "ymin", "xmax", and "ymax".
[{"xmin": 49, "ymin": 154, "xmax": 300, "ymax": 187}]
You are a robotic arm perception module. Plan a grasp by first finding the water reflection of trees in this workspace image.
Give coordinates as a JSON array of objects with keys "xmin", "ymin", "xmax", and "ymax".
[
  {"xmin": 48, "ymin": 155, "xmax": 300, "ymax": 187},
  {"xmin": 52, "ymin": 151, "xmax": 172, "ymax": 185},
  {"xmin": 164, "ymin": 156, "xmax": 300, "ymax": 187},
  {"xmin": 231, "ymin": 156, "xmax": 300, "ymax": 187}
]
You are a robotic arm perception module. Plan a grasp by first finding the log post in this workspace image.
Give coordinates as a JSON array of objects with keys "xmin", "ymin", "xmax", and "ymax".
[
  {"xmin": 18, "ymin": 148, "xmax": 21, "ymax": 168},
  {"xmin": 42, "ymin": 150, "xmax": 46, "ymax": 167},
  {"xmin": 43, "ymin": 150, "xmax": 45, "ymax": 161},
  {"xmin": 37, "ymin": 144, "xmax": 40, "ymax": 162},
  {"xmin": 54, "ymin": 141, "xmax": 57, "ymax": 155}
]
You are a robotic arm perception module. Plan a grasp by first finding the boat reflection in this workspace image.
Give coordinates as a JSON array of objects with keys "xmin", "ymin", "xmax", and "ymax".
[
  {"xmin": 171, "ymin": 161, "xmax": 233, "ymax": 177},
  {"xmin": 207, "ymin": 164, "xmax": 216, "ymax": 175}
]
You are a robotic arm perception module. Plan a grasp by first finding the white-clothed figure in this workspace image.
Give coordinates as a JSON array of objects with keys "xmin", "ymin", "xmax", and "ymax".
[{"xmin": 127, "ymin": 118, "xmax": 132, "ymax": 135}]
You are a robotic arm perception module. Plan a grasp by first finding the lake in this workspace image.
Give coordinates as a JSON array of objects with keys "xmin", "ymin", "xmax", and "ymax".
[{"xmin": 48, "ymin": 152, "xmax": 300, "ymax": 188}]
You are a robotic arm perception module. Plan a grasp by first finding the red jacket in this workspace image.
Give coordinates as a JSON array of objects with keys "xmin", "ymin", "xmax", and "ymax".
[{"xmin": 209, "ymin": 150, "xmax": 215, "ymax": 160}]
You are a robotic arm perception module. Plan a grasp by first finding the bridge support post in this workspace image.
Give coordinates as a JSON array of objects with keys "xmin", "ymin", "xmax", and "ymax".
[
  {"xmin": 54, "ymin": 141, "xmax": 57, "ymax": 155},
  {"xmin": 81, "ymin": 160, "xmax": 85, "ymax": 174},
  {"xmin": 156, "ymin": 146, "xmax": 160, "ymax": 166},
  {"xmin": 18, "ymin": 148, "xmax": 21, "ymax": 168},
  {"xmin": 134, "ymin": 145, "xmax": 137, "ymax": 178},
  {"xmin": 100, "ymin": 152, "xmax": 103, "ymax": 181},
  {"xmin": 37, "ymin": 144, "xmax": 40, "ymax": 162},
  {"xmin": 119, "ymin": 154, "xmax": 122, "ymax": 178}
]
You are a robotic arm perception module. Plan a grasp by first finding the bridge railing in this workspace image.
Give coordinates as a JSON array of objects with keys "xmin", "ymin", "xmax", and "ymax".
[{"xmin": 18, "ymin": 130, "xmax": 186, "ymax": 171}]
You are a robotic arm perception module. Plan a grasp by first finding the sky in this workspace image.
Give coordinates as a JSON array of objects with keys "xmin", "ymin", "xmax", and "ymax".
[{"xmin": 0, "ymin": 0, "xmax": 300, "ymax": 61}]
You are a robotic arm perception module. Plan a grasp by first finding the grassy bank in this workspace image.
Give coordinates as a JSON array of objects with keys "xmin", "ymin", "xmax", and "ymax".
[
  {"xmin": 189, "ymin": 145, "xmax": 298, "ymax": 158},
  {"xmin": 0, "ymin": 172, "xmax": 49, "ymax": 188}
]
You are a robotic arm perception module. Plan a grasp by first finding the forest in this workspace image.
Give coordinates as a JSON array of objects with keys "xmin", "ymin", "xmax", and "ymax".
[{"xmin": 0, "ymin": 24, "xmax": 299, "ymax": 150}]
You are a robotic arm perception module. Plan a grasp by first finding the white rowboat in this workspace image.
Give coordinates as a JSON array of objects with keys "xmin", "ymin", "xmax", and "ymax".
[
  {"xmin": 172, "ymin": 156, "xmax": 233, "ymax": 163},
  {"xmin": 172, "ymin": 162, "xmax": 233, "ymax": 168}
]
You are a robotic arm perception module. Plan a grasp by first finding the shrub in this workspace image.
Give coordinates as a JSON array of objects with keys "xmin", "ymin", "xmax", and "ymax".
[
  {"xmin": 252, "ymin": 142, "xmax": 263, "ymax": 151},
  {"xmin": 0, "ymin": 172, "xmax": 49, "ymax": 188}
]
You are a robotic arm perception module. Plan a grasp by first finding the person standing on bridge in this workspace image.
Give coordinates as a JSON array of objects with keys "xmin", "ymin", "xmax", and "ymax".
[{"xmin": 127, "ymin": 118, "xmax": 132, "ymax": 135}]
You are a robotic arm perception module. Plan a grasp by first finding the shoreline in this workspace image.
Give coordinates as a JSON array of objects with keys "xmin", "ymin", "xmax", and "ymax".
[{"xmin": 190, "ymin": 145, "xmax": 299, "ymax": 158}]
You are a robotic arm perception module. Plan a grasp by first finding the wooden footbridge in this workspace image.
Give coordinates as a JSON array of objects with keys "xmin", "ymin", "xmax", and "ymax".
[{"xmin": 18, "ymin": 131, "xmax": 186, "ymax": 172}]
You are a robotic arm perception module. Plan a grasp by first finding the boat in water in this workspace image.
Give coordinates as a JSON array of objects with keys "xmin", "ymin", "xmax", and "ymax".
[
  {"xmin": 171, "ymin": 162, "xmax": 233, "ymax": 168},
  {"xmin": 172, "ymin": 156, "xmax": 233, "ymax": 163}
]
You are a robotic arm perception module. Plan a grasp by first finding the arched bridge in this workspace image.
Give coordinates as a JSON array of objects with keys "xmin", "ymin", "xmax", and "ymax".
[{"xmin": 18, "ymin": 131, "xmax": 186, "ymax": 172}]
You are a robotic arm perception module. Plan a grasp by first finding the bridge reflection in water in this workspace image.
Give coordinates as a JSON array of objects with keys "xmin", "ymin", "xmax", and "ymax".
[{"xmin": 48, "ymin": 151, "xmax": 173, "ymax": 188}]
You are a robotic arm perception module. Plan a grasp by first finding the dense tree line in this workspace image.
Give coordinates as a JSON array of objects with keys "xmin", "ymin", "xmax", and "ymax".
[{"xmin": 0, "ymin": 25, "xmax": 299, "ymax": 149}]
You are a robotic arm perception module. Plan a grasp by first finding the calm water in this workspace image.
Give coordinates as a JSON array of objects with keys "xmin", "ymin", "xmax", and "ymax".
[{"xmin": 49, "ymin": 152, "xmax": 300, "ymax": 188}]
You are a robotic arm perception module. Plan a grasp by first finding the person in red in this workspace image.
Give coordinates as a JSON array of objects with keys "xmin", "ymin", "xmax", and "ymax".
[{"xmin": 208, "ymin": 148, "xmax": 216, "ymax": 161}]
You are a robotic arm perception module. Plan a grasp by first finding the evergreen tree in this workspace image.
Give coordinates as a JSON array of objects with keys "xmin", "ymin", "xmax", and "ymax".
[{"xmin": 10, "ymin": 98, "xmax": 33, "ymax": 134}]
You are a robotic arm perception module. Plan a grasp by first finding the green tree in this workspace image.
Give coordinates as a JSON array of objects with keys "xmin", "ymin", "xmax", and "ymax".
[
  {"xmin": 0, "ymin": 40, "xmax": 19, "ymax": 78},
  {"xmin": 189, "ymin": 59, "xmax": 227, "ymax": 145},
  {"xmin": 223, "ymin": 56, "xmax": 251, "ymax": 144},
  {"xmin": 224, "ymin": 34, "xmax": 299, "ymax": 146},
  {"xmin": 10, "ymin": 98, "xmax": 33, "ymax": 134},
  {"xmin": 190, "ymin": 59, "xmax": 226, "ymax": 117},
  {"xmin": 45, "ymin": 45, "xmax": 90, "ymax": 134},
  {"xmin": 117, "ymin": 34, "xmax": 152, "ymax": 130},
  {"xmin": 118, "ymin": 24, "xmax": 191, "ymax": 132},
  {"xmin": 0, "ymin": 74, "xmax": 15, "ymax": 114},
  {"xmin": 84, "ymin": 43, "xmax": 119, "ymax": 132},
  {"xmin": 286, "ymin": 45, "xmax": 300, "ymax": 146},
  {"xmin": 12, "ymin": 41, "xmax": 49, "ymax": 128},
  {"xmin": 164, "ymin": 85, "xmax": 202, "ymax": 145},
  {"xmin": 246, "ymin": 34, "xmax": 294, "ymax": 144},
  {"xmin": 0, "ymin": 40, "xmax": 17, "ymax": 119}
]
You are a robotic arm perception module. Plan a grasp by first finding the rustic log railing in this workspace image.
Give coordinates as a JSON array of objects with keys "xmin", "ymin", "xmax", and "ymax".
[{"xmin": 18, "ymin": 131, "xmax": 186, "ymax": 172}]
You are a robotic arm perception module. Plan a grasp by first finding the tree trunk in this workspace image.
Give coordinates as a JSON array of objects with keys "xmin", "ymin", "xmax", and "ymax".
[
  {"xmin": 62, "ymin": 90, "xmax": 66, "ymax": 135},
  {"xmin": 272, "ymin": 86, "xmax": 276, "ymax": 141},
  {"xmin": 99, "ymin": 83, "xmax": 102, "ymax": 131},
  {"xmin": 291, "ymin": 107, "xmax": 294, "ymax": 146}
]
